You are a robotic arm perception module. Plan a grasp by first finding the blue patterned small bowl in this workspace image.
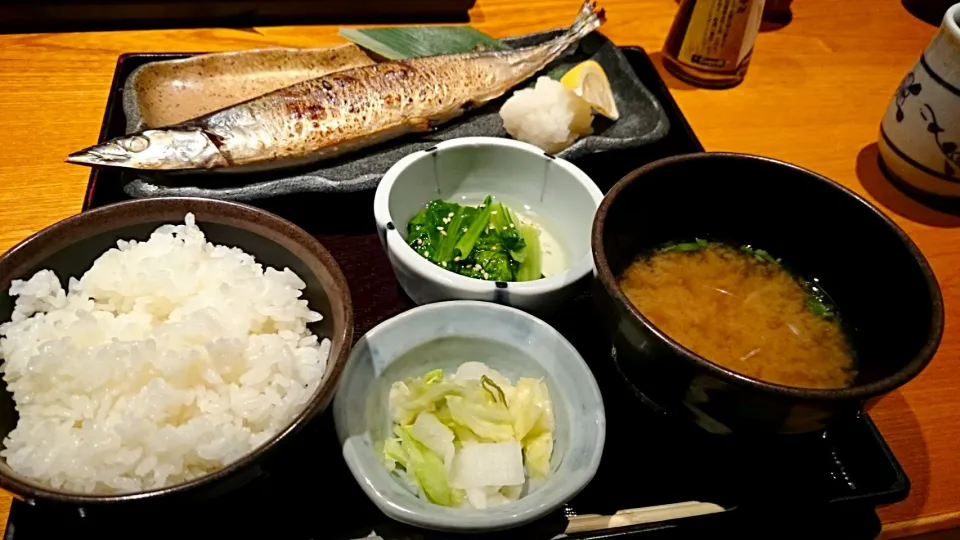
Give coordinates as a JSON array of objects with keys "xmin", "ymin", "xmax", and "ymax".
[{"xmin": 332, "ymin": 301, "xmax": 606, "ymax": 532}]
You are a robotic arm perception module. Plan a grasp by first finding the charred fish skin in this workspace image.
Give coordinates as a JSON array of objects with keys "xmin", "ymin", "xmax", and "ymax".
[
  {"xmin": 202, "ymin": 58, "xmax": 509, "ymax": 166},
  {"xmin": 65, "ymin": 1, "xmax": 605, "ymax": 171},
  {"xmin": 196, "ymin": 1, "xmax": 604, "ymax": 168}
]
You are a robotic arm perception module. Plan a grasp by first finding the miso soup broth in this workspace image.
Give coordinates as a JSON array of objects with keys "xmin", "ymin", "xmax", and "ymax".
[{"xmin": 619, "ymin": 241, "xmax": 856, "ymax": 389}]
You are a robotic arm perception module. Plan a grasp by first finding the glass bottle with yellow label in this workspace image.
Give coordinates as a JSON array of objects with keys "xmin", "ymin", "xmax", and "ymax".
[{"xmin": 662, "ymin": 0, "xmax": 766, "ymax": 88}]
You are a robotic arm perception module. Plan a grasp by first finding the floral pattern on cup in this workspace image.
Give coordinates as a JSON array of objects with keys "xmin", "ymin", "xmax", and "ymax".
[
  {"xmin": 920, "ymin": 103, "xmax": 960, "ymax": 177},
  {"xmin": 895, "ymin": 72, "xmax": 922, "ymax": 123},
  {"xmin": 878, "ymin": 3, "xmax": 960, "ymax": 197}
]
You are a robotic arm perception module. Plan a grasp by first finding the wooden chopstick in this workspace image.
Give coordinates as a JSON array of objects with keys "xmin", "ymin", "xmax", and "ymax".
[
  {"xmin": 348, "ymin": 501, "xmax": 725, "ymax": 539},
  {"xmin": 563, "ymin": 501, "xmax": 725, "ymax": 534}
]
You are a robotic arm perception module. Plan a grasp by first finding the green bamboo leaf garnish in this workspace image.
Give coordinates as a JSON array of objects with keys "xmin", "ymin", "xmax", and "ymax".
[{"xmin": 338, "ymin": 26, "xmax": 510, "ymax": 60}]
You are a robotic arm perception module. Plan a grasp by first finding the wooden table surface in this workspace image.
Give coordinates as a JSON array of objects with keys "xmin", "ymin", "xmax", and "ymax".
[{"xmin": 0, "ymin": 0, "xmax": 957, "ymax": 537}]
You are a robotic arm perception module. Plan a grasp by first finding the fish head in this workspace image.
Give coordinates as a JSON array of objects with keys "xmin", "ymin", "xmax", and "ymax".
[{"xmin": 65, "ymin": 129, "xmax": 228, "ymax": 170}]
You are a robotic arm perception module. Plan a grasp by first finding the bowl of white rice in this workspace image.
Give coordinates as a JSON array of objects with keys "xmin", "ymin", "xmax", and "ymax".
[{"xmin": 0, "ymin": 197, "xmax": 353, "ymax": 505}]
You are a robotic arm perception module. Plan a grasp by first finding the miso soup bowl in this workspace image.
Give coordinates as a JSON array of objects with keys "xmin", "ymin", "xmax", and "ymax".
[
  {"xmin": 373, "ymin": 137, "xmax": 603, "ymax": 315},
  {"xmin": 592, "ymin": 153, "xmax": 943, "ymax": 435}
]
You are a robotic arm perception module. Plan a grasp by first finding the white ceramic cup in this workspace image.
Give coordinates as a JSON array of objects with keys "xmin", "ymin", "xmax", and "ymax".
[{"xmin": 879, "ymin": 3, "xmax": 960, "ymax": 197}]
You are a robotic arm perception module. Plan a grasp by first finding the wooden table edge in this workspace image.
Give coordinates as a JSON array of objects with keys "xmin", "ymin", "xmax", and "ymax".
[{"xmin": 881, "ymin": 510, "xmax": 960, "ymax": 538}]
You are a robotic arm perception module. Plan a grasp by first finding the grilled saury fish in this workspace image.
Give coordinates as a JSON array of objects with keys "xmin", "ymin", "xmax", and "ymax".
[{"xmin": 66, "ymin": 1, "xmax": 605, "ymax": 171}]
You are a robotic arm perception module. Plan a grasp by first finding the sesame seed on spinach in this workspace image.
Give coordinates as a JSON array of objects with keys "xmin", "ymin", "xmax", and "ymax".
[{"xmin": 406, "ymin": 195, "xmax": 541, "ymax": 282}]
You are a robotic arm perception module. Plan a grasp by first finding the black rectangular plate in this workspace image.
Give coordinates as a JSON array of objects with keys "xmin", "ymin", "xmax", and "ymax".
[
  {"xmin": 5, "ymin": 48, "xmax": 908, "ymax": 540},
  {"xmin": 116, "ymin": 31, "xmax": 670, "ymax": 200}
]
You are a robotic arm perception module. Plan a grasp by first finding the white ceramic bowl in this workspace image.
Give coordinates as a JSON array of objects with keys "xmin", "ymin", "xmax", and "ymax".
[
  {"xmin": 373, "ymin": 137, "xmax": 603, "ymax": 314},
  {"xmin": 332, "ymin": 301, "xmax": 606, "ymax": 532}
]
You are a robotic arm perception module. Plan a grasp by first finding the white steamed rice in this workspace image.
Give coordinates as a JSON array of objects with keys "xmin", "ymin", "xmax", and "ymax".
[{"xmin": 0, "ymin": 213, "xmax": 330, "ymax": 494}]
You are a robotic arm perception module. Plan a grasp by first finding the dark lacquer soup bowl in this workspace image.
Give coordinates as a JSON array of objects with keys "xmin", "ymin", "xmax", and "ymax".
[{"xmin": 592, "ymin": 153, "xmax": 943, "ymax": 434}]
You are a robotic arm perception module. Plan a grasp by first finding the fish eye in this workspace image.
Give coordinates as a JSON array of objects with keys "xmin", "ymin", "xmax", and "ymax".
[{"xmin": 119, "ymin": 135, "xmax": 150, "ymax": 153}]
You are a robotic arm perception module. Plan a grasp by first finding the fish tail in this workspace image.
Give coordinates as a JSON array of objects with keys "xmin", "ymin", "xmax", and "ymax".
[
  {"xmin": 569, "ymin": 0, "xmax": 606, "ymax": 42},
  {"xmin": 499, "ymin": 1, "xmax": 605, "ymax": 78},
  {"xmin": 550, "ymin": 1, "xmax": 606, "ymax": 57}
]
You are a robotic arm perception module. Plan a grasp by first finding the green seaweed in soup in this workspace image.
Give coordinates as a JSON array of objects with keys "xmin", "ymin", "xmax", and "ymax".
[{"xmin": 657, "ymin": 239, "xmax": 838, "ymax": 320}]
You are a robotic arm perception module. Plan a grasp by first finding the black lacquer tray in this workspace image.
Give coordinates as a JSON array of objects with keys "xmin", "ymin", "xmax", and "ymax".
[{"xmin": 3, "ymin": 48, "xmax": 908, "ymax": 540}]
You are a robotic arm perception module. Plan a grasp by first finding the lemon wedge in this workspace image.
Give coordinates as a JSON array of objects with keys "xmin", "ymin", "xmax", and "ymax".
[{"xmin": 560, "ymin": 60, "xmax": 620, "ymax": 121}]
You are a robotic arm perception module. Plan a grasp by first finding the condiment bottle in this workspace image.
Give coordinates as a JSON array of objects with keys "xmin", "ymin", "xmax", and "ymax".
[{"xmin": 661, "ymin": 0, "xmax": 766, "ymax": 88}]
